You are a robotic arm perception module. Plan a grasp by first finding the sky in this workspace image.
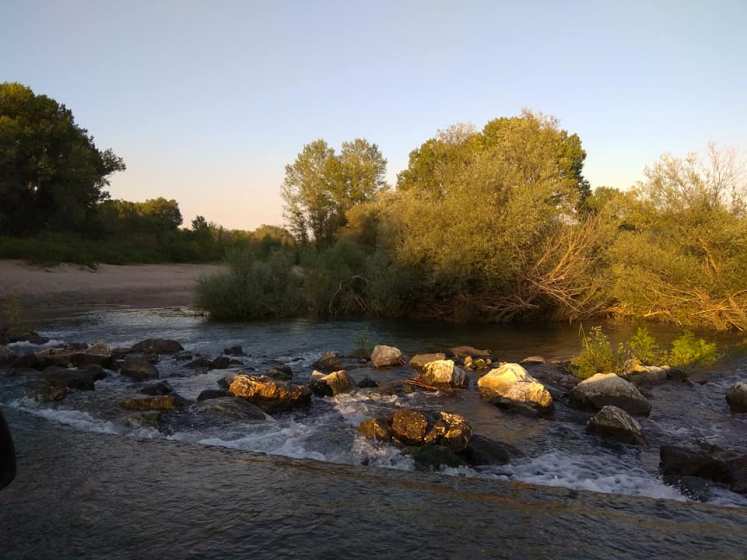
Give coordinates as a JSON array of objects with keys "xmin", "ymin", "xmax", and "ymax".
[{"xmin": 2, "ymin": 0, "xmax": 746, "ymax": 230}]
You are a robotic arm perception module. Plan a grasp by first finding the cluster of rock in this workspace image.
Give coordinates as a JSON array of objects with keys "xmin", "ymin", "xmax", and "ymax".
[{"xmin": 358, "ymin": 407, "xmax": 514, "ymax": 470}]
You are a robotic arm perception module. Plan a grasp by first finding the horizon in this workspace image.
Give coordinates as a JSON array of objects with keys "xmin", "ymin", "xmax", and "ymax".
[{"xmin": 3, "ymin": 0, "xmax": 746, "ymax": 230}]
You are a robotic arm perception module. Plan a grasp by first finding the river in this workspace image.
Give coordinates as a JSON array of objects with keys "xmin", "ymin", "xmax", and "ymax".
[{"xmin": 1, "ymin": 308, "xmax": 746, "ymax": 558}]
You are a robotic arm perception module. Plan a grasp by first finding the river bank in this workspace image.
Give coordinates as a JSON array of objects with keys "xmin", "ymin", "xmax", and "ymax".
[{"xmin": 0, "ymin": 260, "xmax": 225, "ymax": 315}]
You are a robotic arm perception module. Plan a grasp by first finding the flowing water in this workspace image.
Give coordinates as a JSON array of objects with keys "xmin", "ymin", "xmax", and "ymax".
[{"xmin": 2, "ymin": 308, "xmax": 747, "ymax": 558}]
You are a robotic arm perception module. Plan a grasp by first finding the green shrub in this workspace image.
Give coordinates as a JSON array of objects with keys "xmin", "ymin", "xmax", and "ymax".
[
  {"xmin": 570, "ymin": 326, "xmax": 625, "ymax": 379},
  {"xmin": 669, "ymin": 332, "xmax": 718, "ymax": 368},
  {"xmin": 628, "ymin": 327, "xmax": 662, "ymax": 365}
]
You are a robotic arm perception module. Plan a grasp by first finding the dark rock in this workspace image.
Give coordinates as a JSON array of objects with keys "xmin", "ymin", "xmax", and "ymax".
[
  {"xmin": 586, "ymin": 405, "xmax": 644, "ymax": 445},
  {"xmin": 186, "ymin": 356, "xmax": 211, "ymax": 369},
  {"xmin": 175, "ymin": 350, "xmax": 193, "ymax": 361},
  {"xmin": 120, "ymin": 355, "xmax": 159, "ymax": 380},
  {"xmin": 309, "ymin": 379, "xmax": 334, "ymax": 397},
  {"xmin": 0, "ymin": 346, "xmax": 17, "ymax": 366},
  {"xmin": 197, "ymin": 389, "xmax": 230, "ymax": 401},
  {"xmin": 449, "ymin": 345, "xmax": 491, "ymax": 359},
  {"xmin": 140, "ymin": 381, "xmax": 173, "ymax": 396},
  {"xmin": 217, "ymin": 372, "xmax": 239, "ymax": 390},
  {"xmin": 130, "ymin": 338, "xmax": 184, "ymax": 355},
  {"xmin": 223, "ymin": 345, "xmax": 245, "ymax": 356},
  {"xmin": 7, "ymin": 330, "xmax": 49, "ymax": 345},
  {"xmin": 357, "ymin": 376, "xmax": 378, "ymax": 388},
  {"xmin": 41, "ymin": 366, "xmax": 101, "ymax": 391},
  {"xmin": 357, "ymin": 417, "xmax": 392, "ymax": 442},
  {"xmin": 11, "ymin": 352, "xmax": 41, "ymax": 370},
  {"xmin": 265, "ymin": 365, "xmax": 293, "ymax": 381},
  {"xmin": 28, "ymin": 379, "xmax": 68, "ymax": 402},
  {"xmin": 660, "ymin": 445, "xmax": 732, "ymax": 484},
  {"xmin": 228, "ymin": 374, "xmax": 311, "ymax": 413},
  {"xmin": 313, "ymin": 352, "xmax": 343, "ymax": 373},
  {"xmin": 462, "ymin": 435, "xmax": 512, "ymax": 466},
  {"xmin": 726, "ymin": 382, "xmax": 747, "ymax": 413},
  {"xmin": 407, "ymin": 445, "xmax": 466, "ymax": 470},
  {"xmin": 663, "ymin": 475, "xmax": 713, "ymax": 502},
  {"xmin": 569, "ymin": 373, "xmax": 651, "ymax": 416},
  {"xmin": 209, "ymin": 356, "xmax": 231, "ymax": 370}
]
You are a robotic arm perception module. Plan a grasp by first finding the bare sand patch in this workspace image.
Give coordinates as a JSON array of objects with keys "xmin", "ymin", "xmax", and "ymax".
[{"xmin": 0, "ymin": 260, "xmax": 225, "ymax": 312}]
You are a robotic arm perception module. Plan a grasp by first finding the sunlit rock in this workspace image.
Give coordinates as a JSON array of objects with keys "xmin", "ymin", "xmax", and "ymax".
[
  {"xmin": 357, "ymin": 417, "xmax": 392, "ymax": 442},
  {"xmin": 310, "ymin": 369, "xmax": 354, "ymax": 396},
  {"xmin": 419, "ymin": 360, "xmax": 467, "ymax": 388},
  {"xmin": 313, "ymin": 351, "xmax": 343, "ymax": 373},
  {"xmin": 370, "ymin": 345, "xmax": 403, "ymax": 368},
  {"xmin": 390, "ymin": 409, "xmax": 429, "ymax": 445},
  {"xmin": 423, "ymin": 411, "xmax": 472, "ymax": 452},
  {"xmin": 477, "ymin": 363, "xmax": 553, "ymax": 411},
  {"xmin": 570, "ymin": 373, "xmax": 651, "ymax": 416},
  {"xmin": 586, "ymin": 405, "xmax": 644, "ymax": 445},
  {"xmin": 409, "ymin": 353, "xmax": 446, "ymax": 370},
  {"xmin": 228, "ymin": 374, "xmax": 311, "ymax": 413}
]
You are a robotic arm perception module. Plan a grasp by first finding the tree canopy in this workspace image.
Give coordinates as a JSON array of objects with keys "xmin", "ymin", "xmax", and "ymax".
[
  {"xmin": 0, "ymin": 82, "xmax": 125, "ymax": 235},
  {"xmin": 282, "ymin": 138, "xmax": 387, "ymax": 246}
]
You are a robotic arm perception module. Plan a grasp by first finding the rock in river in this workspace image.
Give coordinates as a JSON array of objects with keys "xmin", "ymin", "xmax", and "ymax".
[
  {"xmin": 419, "ymin": 360, "xmax": 467, "ymax": 388},
  {"xmin": 586, "ymin": 405, "xmax": 644, "ymax": 445},
  {"xmin": 477, "ymin": 363, "xmax": 553, "ymax": 412},
  {"xmin": 140, "ymin": 381, "xmax": 173, "ymax": 396},
  {"xmin": 370, "ymin": 345, "xmax": 403, "ymax": 368},
  {"xmin": 660, "ymin": 444, "xmax": 747, "ymax": 495},
  {"xmin": 192, "ymin": 396, "xmax": 269, "ymax": 422},
  {"xmin": 120, "ymin": 395, "xmax": 186, "ymax": 411},
  {"xmin": 312, "ymin": 351, "xmax": 343, "ymax": 373},
  {"xmin": 726, "ymin": 382, "xmax": 747, "ymax": 413},
  {"xmin": 228, "ymin": 374, "xmax": 311, "ymax": 413},
  {"xmin": 449, "ymin": 345, "xmax": 491, "ymax": 359},
  {"xmin": 120, "ymin": 355, "xmax": 159, "ymax": 380},
  {"xmin": 570, "ymin": 373, "xmax": 651, "ymax": 416},
  {"xmin": 357, "ymin": 417, "xmax": 392, "ymax": 442},
  {"xmin": 409, "ymin": 353, "xmax": 446, "ymax": 370},
  {"xmin": 388, "ymin": 409, "xmax": 472, "ymax": 452},
  {"xmin": 310, "ymin": 369, "xmax": 355, "ymax": 396},
  {"xmin": 130, "ymin": 338, "xmax": 184, "ymax": 355}
]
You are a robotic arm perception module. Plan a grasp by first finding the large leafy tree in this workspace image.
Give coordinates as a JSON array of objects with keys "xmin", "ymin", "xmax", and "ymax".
[
  {"xmin": 0, "ymin": 82, "xmax": 125, "ymax": 235},
  {"xmin": 282, "ymin": 138, "xmax": 386, "ymax": 246}
]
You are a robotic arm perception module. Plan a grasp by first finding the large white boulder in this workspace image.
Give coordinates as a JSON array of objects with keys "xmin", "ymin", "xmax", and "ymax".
[
  {"xmin": 477, "ymin": 363, "xmax": 553, "ymax": 411},
  {"xmin": 371, "ymin": 345, "xmax": 403, "ymax": 368},
  {"xmin": 570, "ymin": 373, "xmax": 651, "ymax": 416}
]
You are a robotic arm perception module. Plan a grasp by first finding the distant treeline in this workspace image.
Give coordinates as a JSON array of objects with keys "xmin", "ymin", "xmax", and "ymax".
[
  {"xmin": 198, "ymin": 113, "xmax": 747, "ymax": 331},
  {"xmin": 0, "ymin": 82, "xmax": 293, "ymax": 264}
]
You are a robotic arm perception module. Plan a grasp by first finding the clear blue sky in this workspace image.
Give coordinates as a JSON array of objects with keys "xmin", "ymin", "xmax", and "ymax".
[{"xmin": 2, "ymin": 0, "xmax": 746, "ymax": 229}]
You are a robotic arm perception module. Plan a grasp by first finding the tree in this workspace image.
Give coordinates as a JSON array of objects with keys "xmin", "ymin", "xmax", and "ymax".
[
  {"xmin": 0, "ymin": 82, "xmax": 125, "ymax": 235},
  {"xmin": 282, "ymin": 138, "xmax": 386, "ymax": 246}
]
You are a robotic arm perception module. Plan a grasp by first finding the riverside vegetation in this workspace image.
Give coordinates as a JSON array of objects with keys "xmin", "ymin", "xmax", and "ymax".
[
  {"xmin": 3, "ymin": 81, "xmax": 747, "ymax": 331},
  {"xmin": 198, "ymin": 113, "xmax": 747, "ymax": 332}
]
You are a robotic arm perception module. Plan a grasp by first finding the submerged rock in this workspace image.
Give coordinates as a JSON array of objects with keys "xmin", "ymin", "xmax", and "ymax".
[
  {"xmin": 223, "ymin": 345, "xmax": 245, "ymax": 356},
  {"xmin": 34, "ymin": 344, "xmax": 112, "ymax": 369},
  {"xmin": 726, "ymin": 382, "xmax": 747, "ymax": 413},
  {"xmin": 357, "ymin": 376, "xmax": 378, "ymax": 389},
  {"xmin": 120, "ymin": 395, "xmax": 185, "ymax": 411},
  {"xmin": 228, "ymin": 374, "xmax": 311, "ymax": 413},
  {"xmin": 409, "ymin": 353, "xmax": 446, "ymax": 370},
  {"xmin": 210, "ymin": 356, "xmax": 231, "ymax": 370},
  {"xmin": 191, "ymin": 396, "xmax": 268, "ymax": 422},
  {"xmin": 419, "ymin": 360, "xmax": 467, "ymax": 388},
  {"xmin": 140, "ymin": 381, "xmax": 173, "ymax": 396},
  {"xmin": 197, "ymin": 389, "xmax": 230, "ymax": 401},
  {"xmin": 570, "ymin": 373, "xmax": 651, "ymax": 416},
  {"xmin": 407, "ymin": 445, "xmax": 466, "ymax": 471},
  {"xmin": 462, "ymin": 435, "xmax": 513, "ymax": 466},
  {"xmin": 449, "ymin": 345, "xmax": 491, "ymax": 359},
  {"xmin": 120, "ymin": 355, "xmax": 159, "ymax": 380},
  {"xmin": 313, "ymin": 352, "xmax": 343, "ymax": 373},
  {"xmin": 265, "ymin": 365, "xmax": 293, "ymax": 381},
  {"xmin": 370, "ymin": 345, "xmax": 403, "ymax": 368},
  {"xmin": 586, "ymin": 405, "xmax": 644, "ymax": 445},
  {"xmin": 477, "ymin": 363, "xmax": 553, "ymax": 412},
  {"xmin": 124, "ymin": 411, "xmax": 162, "ymax": 430},
  {"xmin": 130, "ymin": 339, "xmax": 184, "ymax": 355}
]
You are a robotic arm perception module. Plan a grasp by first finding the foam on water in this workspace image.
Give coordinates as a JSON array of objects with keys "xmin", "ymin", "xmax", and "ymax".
[{"xmin": 10, "ymin": 398, "xmax": 120, "ymax": 435}]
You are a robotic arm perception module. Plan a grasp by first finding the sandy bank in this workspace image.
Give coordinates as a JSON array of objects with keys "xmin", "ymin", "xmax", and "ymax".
[{"xmin": 0, "ymin": 260, "xmax": 225, "ymax": 312}]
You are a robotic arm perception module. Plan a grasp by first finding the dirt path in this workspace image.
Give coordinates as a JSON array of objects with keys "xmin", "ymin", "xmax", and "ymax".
[{"xmin": 0, "ymin": 260, "xmax": 225, "ymax": 313}]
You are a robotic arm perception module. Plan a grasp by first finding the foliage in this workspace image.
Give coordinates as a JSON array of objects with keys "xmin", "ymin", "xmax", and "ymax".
[
  {"xmin": 627, "ymin": 327, "xmax": 662, "ymax": 365},
  {"xmin": 669, "ymin": 331, "xmax": 719, "ymax": 368},
  {"xmin": 570, "ymin": 326, "xmax": 625, "ymax": 379},
  {"xmin": 0, "ymin": 82, "xmax": 125, "ymax": 235},
  {"xmin": 282, "ymin": 138, "xmax": 387, "ymax": 246}
]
